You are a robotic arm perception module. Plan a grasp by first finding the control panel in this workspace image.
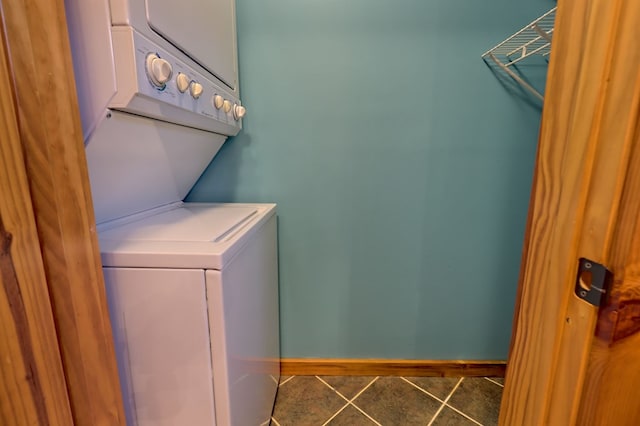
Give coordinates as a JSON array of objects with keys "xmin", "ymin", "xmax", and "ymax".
[{"xmin": 111, "ymin": 27, "xmax": 244, "ymax": 136}]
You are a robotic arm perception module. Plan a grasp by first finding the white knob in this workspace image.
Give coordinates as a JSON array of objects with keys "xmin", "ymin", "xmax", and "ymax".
[
  {"xmin": 233, "ymin": 104, "xmax": 246, "ymax": 120},
  {"xmin": 190, "ymin": 82, "xmax": 204, "ymax": 99},
  {"xmin": 176, "ymin": 73, "xmax": 190, "ymax": 93},
  {"xmin": 213, "ymin": 94, "xmax": 224, "ymax": 109},
  {"xmin": 223, "ymin": 100, "xmax": 232, "ymax": 113},
  {"xmin": 146, "ymin": 54, "xmax": 172, "ymax": 87}
]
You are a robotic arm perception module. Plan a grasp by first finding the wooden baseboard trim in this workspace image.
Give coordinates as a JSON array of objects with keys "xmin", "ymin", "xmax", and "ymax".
[{"xmin": 280, "ymin": 359, "xmax": 506, "ymax": 377}]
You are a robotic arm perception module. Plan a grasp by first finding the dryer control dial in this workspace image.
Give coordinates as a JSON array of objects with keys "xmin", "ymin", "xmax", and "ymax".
[
  {"xmin": 213, "ymin": 94, "xmax": 224, "ymax": 109},
  {"xmin": 176, "ymin": 73, "xmax": 190, "ymax": 93},
  {"xmin": 146, "ymin": 54, "xmax": 172, "ymax": 88},
  {"xmin": 233, "ymin": 104, "xmax": 246, "ymax": 120},
  {"xmin": 190, "ymin": 82, "xmax": 204, "ymax": 99}
]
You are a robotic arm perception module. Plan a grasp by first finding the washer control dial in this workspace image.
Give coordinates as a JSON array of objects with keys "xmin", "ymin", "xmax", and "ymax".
[
  {"xmin": 233, "ymin": 104, "xmax": 246, "ymax": 120},
  {"xmin": 176, "ymin": 73, "xmax": 190, "ymax": 92},
  {"xmin": 146, "ymin": 54, "xmax": 172, "ymax": 88},
  {"xmin": 213, "ymin": 94, "xmax": 224, "ymax": 109},
  {"xmin": 190, "ymin": 82, "xmax": 204, "ymax": 99}
]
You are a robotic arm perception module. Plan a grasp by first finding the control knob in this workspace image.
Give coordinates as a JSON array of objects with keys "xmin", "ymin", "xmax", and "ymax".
[
  {"xmin": 190, "ymin": 82, "xmax": 204, "ymax": 99},
  {"xmin": 145, "ymin": 54, "xmax": 172, "ymax": 88},
  {"xmin": 213, "ymin": 94, "xmax": 224, "ymax": 109},
  {"xmin": 233, "ymin": 104, "xmax": 247, "ymax": 120},
  {"xmin": 176, "ymin": 73, "xmax": 190, "ymax": 93},
  {"xmin": 223, "ymin": 100, "xmax": 232, "ymax": 113}
]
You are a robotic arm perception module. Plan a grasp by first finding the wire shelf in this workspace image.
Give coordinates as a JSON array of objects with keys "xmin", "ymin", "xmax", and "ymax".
[{"xmin": 482, "ymin": 7, "xmax": 556, "ymax": 101}]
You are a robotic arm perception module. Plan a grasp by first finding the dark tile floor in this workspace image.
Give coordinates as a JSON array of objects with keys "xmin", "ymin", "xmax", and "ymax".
[{"xmin": 269, "ymin": 375, "xmax": 504, "ymax": 426}]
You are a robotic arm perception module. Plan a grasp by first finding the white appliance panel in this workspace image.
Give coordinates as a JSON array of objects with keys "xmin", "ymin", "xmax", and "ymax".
[
  {"xmin": 102, "ymin": 206, "xmax": 280, "ymax": 426},
  {"xmin": 98, "ymin": 203, "xmax": 277, "ymax": 270},
  {"xmin": 64, "ymin": 0, "xmax": 116, "ymax": 139},
  {"xmin": 100, "ymin": 205, "xmax": 258, "ymax": 242},
  {"xmin": 104, "ymin": 267, "xmax": 216, "ymax": 426},
  {"xmin": 109, "ymin": 27, "xmax": 241, "ymax": 135},
  {"xmin": 65, "ymin": 0, "xmax": 241, "ymax": 141},
  {"xmin": 109, "ymin": 0, "xmax": 239, "ymax": 96},
  {"xmin": 86, "ymin": 112, "xmax": 226, "ymax": 224},
  {"xmin": 146, "ymin": 0, "xmax": 237, "ymax": 89},
  {"xmin": 206, "ymin": 215, "xmax": 280, "ymax": 426}
]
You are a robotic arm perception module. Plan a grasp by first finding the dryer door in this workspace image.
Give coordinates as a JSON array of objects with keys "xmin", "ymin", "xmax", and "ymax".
[{"xmin": 145, "ymin": 0, "xmax": 237, "ymax": 89}]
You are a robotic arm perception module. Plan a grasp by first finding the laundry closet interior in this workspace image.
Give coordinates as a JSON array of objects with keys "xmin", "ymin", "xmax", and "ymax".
[{"xmin": 1, "ymin": 0, "xmax": 578, "ymax": 424}]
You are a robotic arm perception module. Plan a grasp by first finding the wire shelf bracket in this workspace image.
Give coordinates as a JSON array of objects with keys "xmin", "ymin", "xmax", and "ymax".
[{"xmin": 482, "ymin": 7, "xmax": 556, "ymax": 102}]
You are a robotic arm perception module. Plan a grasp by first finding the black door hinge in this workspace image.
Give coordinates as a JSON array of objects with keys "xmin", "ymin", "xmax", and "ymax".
[{"xmin": 575, "ymin": 258, "xmax": 612, "ymax": 307}]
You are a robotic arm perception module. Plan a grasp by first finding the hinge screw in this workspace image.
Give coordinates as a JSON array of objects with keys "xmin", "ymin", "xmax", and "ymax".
[
  {"xmin": 585, "ymin": 262, "xmax": 592, "ymax": 269},
  {"xmin": 580, "ymin": 290, "xmax": 587, "ymax": 297}
]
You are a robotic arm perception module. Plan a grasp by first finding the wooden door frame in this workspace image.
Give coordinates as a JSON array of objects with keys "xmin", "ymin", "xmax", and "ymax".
[
  {"xmin": 0, "ymin": 0, "xmax": 125, "ymax": 424},
  {"xmin": 500, "ymin": 0, "xmax": 640, "ymax": 424}
]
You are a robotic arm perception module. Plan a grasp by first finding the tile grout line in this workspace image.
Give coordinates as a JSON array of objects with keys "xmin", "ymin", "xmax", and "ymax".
[
  {"xmin": 315, "ymin": 376, "xmax": 352, "ymax": 403},
  {"xmin": 426, "ymin": 377, "xmax": 464, "ymax": 426},
  {"xmin": 348, "ymin": 403, "xmax": 383, "ymax": 426},
  {"xmin": 425, "ymin": 401, "xmax": 446, "ymax": 425},
  {"xmin": 271, "ymin": 375, "xmax": 290, "ymax": 426},
  {"xmin": 316, "ymin": 376, "xmax": 382, "ymax": 425},
  {"xmin": 319, "ymin": 401, "xmax": 350, "ymax": 426},
  {"xmin": 347, "ymin": 376, "xmax": 379, "ymax": 402},
  {"xmin": 400, "ymin": 377, "xmax": 446, "ymax": 404},
  {"xmin": 443, "ymin": 378, "xmax": 464, "ymax": 404},
  {"xmin": 316, "ymin": 376, "xmax": 381, "ymax": 426},
  {"xmin": 314, "ymin": 376, "xmax": 352, "ymax": 426},
  {"xmin": 316, "ymin": 376, "xmax": 383, "ymax": 425},
  {"xmin": 345, "ymin": 377, "xmax": 382, "ymax": 426},
  {"xmin": 438, "ymin": 378, "xmax": 484, "ymax": 426},
  {"xmin": 444, "ymin": 403, "xmax": 484, "ymax": 426},
  {"xmin": 271, "ymin": 375, "xmax": 295, "ymax": 426},
  {"xmin": 270, "ymin": 416, "xmax": 282, "ymax": 426},
  {"xmin": 485, "ymin": 377, "xmax": 505, "ymax": 388},
  {"xmin": 278, "ymin": 375, "xmax": 295, "ymax": 387}
]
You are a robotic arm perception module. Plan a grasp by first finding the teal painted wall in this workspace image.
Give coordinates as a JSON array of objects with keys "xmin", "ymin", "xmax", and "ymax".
[{"xmin": 188, "ymin": 0, "xmax": 554, "ymax": 359}]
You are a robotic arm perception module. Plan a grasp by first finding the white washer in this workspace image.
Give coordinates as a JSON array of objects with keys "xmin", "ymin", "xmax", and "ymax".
[{"xmin": 99, "ymin": 203, "xmax": 279, "ymax": 426}]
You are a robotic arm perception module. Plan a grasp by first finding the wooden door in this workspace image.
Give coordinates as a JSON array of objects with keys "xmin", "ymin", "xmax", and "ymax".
[
  {"xmin": 500, "ymin": 0, "xmax": 640, "ymax": 425},
  {"xmin": 0, "ymin": 19, "xmax": 74, "ymax": 426},
  {"xmin": 1, "ymin": 0, "xmax": 126, "ymax": 424}
]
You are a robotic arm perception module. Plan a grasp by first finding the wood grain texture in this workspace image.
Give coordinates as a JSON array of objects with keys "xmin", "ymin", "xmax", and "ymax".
[
  {"xmin": 544, "ymin": 1, "xmax": 640, "ymax": 423},
  {"xmin": 507, "ymin": 115, "xmax": 542, "ymax": 362},
  {"xmin": 0, "ymin": 24, "xmax": 73, "ymax": 425},
  {"xmin": 1, "ymin": 0, "xmax": 125, "ymax": 424},
  {"xmin": 576, "ymin": 78, "xmax": 640, "ymax": 425},
  {"xmin": 577, "ymin": 332, "xmax": 640, "ymax": 425},
  {"xmin": 281, "ymin": 359, "xmax": 506, "ymax": 377},
  {"xmin": 500, "ymin": 0, "xmax": 640, "ymax": 424}
]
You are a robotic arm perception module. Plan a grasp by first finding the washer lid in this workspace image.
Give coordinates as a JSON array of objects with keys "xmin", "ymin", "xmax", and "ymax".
[
  {"xmin": 98, "ymin": 203, "xmax": 277, "ymax": 270},
  {"xmin": 99, "ymin": 204, "xmax": 258, "ymax": 243}
]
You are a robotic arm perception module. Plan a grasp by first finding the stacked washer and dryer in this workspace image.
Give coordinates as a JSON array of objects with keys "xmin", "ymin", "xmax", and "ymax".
[{"xmin": 64, "ymin": 0, "xmax": 279, "ymax": 425}]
